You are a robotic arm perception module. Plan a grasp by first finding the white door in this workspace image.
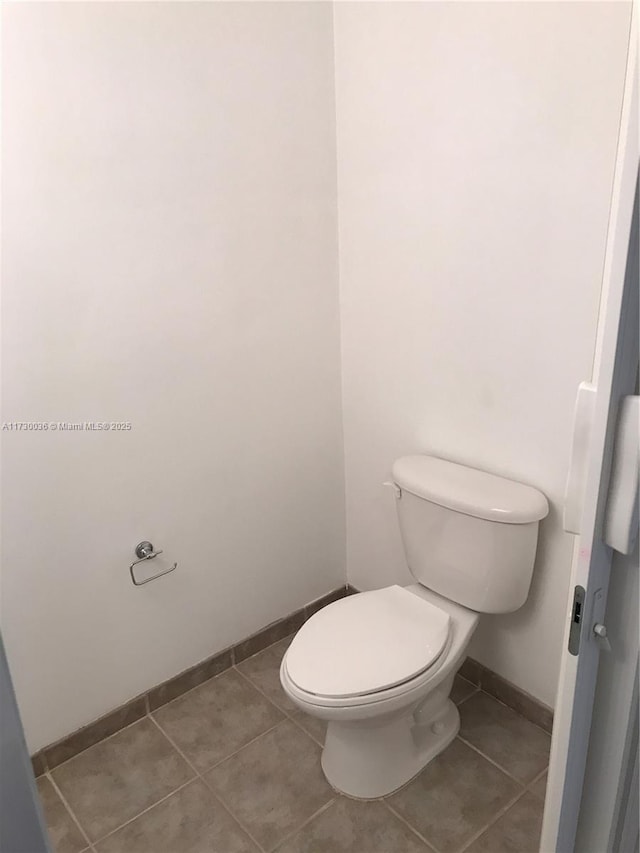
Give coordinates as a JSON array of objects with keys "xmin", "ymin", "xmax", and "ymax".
[{"xmin": 540, "ymin": 20, "xmax": 639, "ymax": 853}]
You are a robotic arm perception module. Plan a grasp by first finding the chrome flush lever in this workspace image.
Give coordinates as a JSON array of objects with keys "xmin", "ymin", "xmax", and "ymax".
[{"xmin": 383, "ymin": 481, "xmax": 402, "ymax": 499}]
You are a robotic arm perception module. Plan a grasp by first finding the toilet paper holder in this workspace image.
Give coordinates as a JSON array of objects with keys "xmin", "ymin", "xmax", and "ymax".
[{"xmin": 130, "ymin": 541, "xmax": 177, "ymax": 586}]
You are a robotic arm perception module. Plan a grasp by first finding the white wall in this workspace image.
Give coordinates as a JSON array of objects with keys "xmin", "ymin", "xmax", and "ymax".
[
  {"xmin": 334, "ymin": 1, "xmax": 631, "ymax": 707},
  {"xmin": 1, "ymin": 2, "xmax": 344, "ymax": 751}
]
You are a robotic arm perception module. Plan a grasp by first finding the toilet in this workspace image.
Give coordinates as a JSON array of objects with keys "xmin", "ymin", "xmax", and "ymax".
[{"xmin": 280, "ymin": 454, "xmax": 549, "ymax": 799}]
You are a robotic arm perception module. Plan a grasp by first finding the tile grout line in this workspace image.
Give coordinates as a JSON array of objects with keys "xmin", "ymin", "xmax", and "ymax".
[
  {"xmin": 454, "ymin": 686, "xmax": 480, "ymax": 708},
  {"xmin": 232, "ymin": 655, "xmax": 326, "ymax": 749},
  {"xmin": 460, "ymin": 658, "xmax": 554, "ymax": 734},
  {"xmin": 525, "ymin": 765, "xmax": 549, "ymax": 802},
  {"xmin": 383, "ymin": 800, "xmax": 441, "ymax": 852},
  {"xmin": 42, "ymin": 694, "xmax": 149, "ymax": 770},
  {"xmin": 34, "ymin": 608, "xmax": 545, "ymax": 771},
  {"xmin": 232, "ymin": 653, "xmax": 329, "ymax": 741},
  {"xmin": 36, "ymin": 590, "xmax": 333, "ymax": 774},
  {"xmin": 55, "ymin": 699, "xmax": 279, "ymax": 852},
  {"xmin": 146, "ymin": 661, "xmax": 235, "ymax": 716},
  {"xmin": 232, "ymin": 662, "xmax": 325, "ymax": 746},
  {"xmin": 456, "ymin": 734, "xmax": 532, "ymax": 788},
  {"xmin": 138, "ymin": 586, "xmax": 343, "ymax": 726},
  {"xmin": 51, "ymin": 669, "xmax": 291, "ymax": 853},
  {"xmin": 262, "ymin": 798, "xmax": 337, "ymax": 853},
  {"xmin": 233, "ymin": 663, "xmax": 296, "ymax": 716},
  {"xmin": 476, "ymin": 687, "xmax": 553, "ymax": 737},
  {"xmin": 89, "ymin": 777, "xmax": 197, "ymax": 848},
  {"xmin": 40, "ymin": 635, "xmax": 548, "ymax": 853},
  {"xmin": 528, "ymin": 766, "xmax": 549, "ymax": 786},
  {"xmin": 198, "ymin": 775, "xmax": 268, "ymax": 853},
  {"xmin": 163, "ymin": 712, "xmax": 292, "ymax": 777},
  {"xmin": 44, "ymin": 771, "xmax": 95, "ymax": 852},
  {"xmin": 207, "ymin": 714, "xmax": 296, "ymax": 772},
  {"xmin": 45, "ymin": 713, "xmax": 150, "ymax": 774},
  {"xmin": 288, "ymin": 712, "xmax": 325, "ymax": 748},
  {"xmin": 147, "ymin": 711, "xmax": 269, "ymax": 853},
  {"xmin": 232, "ymin": 656, "xmax": 535, "ymax": 853},
  {"xmin": 41, "ymin": 630, "xmax": 298, "ymax": 779},
  {"xmin": 232, "ymin": 665, "xmax": 301, "ymax": 721},
  {"xmin": 146, "ymin": 631, "xmax": 292, "ymax": 720},
  {"xmin": 150, "ymin": 705, "xmax": 334, "ymax": 853},
  {"xmin": 455, "ymin": 786, "xmax": 529, "ymax": 853},
  {"xmin": 47, "ymin": 686, "xmax": 542, "ymax": 850},
  {"xmin": 44, "ymin": 722, "xmax": 545, "ymax": 853}
]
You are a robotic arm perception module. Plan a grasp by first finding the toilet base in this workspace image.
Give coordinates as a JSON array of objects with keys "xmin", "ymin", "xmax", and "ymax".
[{"xmin": 321, "ymin": 698, "xmax": 460, "ymax": 799}]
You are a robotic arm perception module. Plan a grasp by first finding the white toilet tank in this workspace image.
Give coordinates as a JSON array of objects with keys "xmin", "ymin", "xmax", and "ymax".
[{"xmin": 392, "ymin": 456, "xmax": 549, "ymax": 614}]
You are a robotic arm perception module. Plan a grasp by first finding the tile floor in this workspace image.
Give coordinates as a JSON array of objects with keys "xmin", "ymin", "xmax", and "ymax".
[{"xmin": 37, "ymin": 637, "xmax": 550, "ymax": 853}]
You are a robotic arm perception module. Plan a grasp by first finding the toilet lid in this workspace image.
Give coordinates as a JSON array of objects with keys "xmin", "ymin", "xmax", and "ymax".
[{"xmin": 285, "ymin": 586, "xmax": 451, "ymax": 699}]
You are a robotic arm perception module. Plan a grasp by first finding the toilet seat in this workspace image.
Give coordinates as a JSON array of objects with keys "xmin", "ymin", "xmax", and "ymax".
[{"xmin": 284, "ymin": 585, "xmax": 450, "ymax": 700}]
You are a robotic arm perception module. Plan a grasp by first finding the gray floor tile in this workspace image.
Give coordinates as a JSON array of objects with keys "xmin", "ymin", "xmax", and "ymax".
[
  {"xmin": 529, "ymin": 771, "xmax": 547, "ymax": 802},
  {"xmin": 95, "ymin": 780, "xmax": 259, "ymax": 853},
  {"xmin": 37, "ymin": 776, "xmax": 87, "ymax": 853},
  {"xmin": 388, "ymin": 738, "xmax": 521, "ymax": 853},
  {"xmin": 451, "ymin": 674, "xmax": 477, "ymax": 705},
  {"xmin": 292, "ymin": 710, "xmax": 327, "ymax": 745},
  {"xmin": 45, "ymin": 698, "xmax": 146, "ymax": 770},
  {"xmin": 51, "ymin": 718, "xmax": 194, "ymax": 842},
  {"xmin": 275, "ymin": 798, "xmax": 432, "ymax": 852},
  {"xmin": 465, "ymin": 792, "xmax": 543, "ymax": 853},
  {"xmin": 481, "ymin": 671, "xmax": 553, "ymax": 734},
  {"xmin": 206, "ymin": 719, "xmax": 333, "ymax": 851},
  {"xmin": 236, "ymin": 637, "xmax": 296, "ymax": 712},
  {"xmin": 153, "ymin": 668, "xmax": 284, "ymax": 772},
  {"xmin": 459, "ymin": 692, "xmax": 551, "ymax": 783}
]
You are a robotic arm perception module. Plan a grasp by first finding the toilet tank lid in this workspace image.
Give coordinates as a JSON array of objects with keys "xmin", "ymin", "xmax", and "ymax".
[{"xmin": 392, "ymin": 456, "xmax": 549, "ymax": 524}]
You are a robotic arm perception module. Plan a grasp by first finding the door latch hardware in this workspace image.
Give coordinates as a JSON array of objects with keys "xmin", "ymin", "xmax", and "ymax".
[
  {"xmin": 568, "ymin": 585, "xmax": 585, "ymax": 656},
  {"xmin": 593, "ymin": 623, "xmax": 612, "ymax": 652}
]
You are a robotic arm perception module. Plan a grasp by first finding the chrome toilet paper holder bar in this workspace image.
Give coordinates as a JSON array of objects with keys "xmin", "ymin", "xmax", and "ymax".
[{"xmin": 130, "ymin": 541, "xmax": 177, "ymax": 586}]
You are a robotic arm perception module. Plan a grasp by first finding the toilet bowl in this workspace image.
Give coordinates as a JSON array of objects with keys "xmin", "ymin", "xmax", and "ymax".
[
  {"xmin": 280, "ymin": 584, "xmax": 478, "ymax": 798},
  {"xmin": 281, "ymin": 454, "xmax": 549, "ymax": 799}
]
